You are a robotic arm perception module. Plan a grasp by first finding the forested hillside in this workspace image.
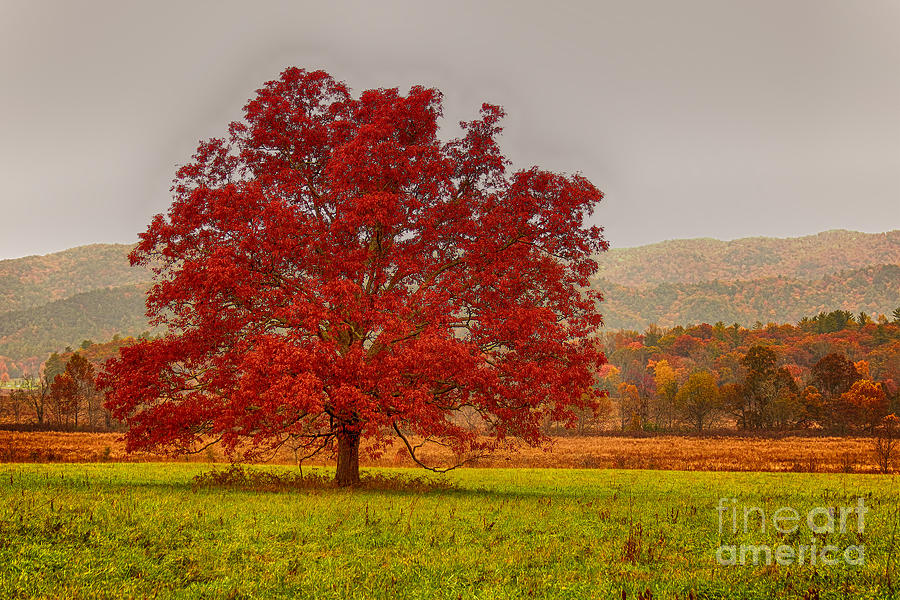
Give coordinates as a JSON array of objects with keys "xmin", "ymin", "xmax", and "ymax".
[
  {"xmin": 0, "ymin": 244, "xmax": 150, "ymax": 314},
  {"xmin": 0, "ymin": 284, "xmax": 152, "ymax": 367},
  {"xmin": 595, "ymin": 229, "xmax": 900, "ymax": 287},
  {"xmin": 599, "ymin": 264, "xmax": 900, "ymax": 330}
]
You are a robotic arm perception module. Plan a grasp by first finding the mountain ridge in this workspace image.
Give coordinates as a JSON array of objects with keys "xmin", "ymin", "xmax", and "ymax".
[
  {"xmin": 0, "ymin": 243, "xmax": 150, "ymax": 314},
  {"xmin": 598, "ymin": 263, "xmax": 900, "ymax": 330},
  {"xmin": 596, "ymin": 229, "xmax": 900, "ymax": 288},
  {"xmin": 0, "ymin": 283, "xmax": 154, "ymax": 363}
]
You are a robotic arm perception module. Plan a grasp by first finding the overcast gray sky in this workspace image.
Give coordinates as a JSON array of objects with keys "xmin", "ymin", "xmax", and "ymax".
[{"xmin": 1, "ymin": 0, "xmax": 898, "ymax": 260}]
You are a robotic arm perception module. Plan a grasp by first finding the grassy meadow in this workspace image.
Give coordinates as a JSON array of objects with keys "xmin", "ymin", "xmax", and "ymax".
[{"xmin": 1, "ymin": 463, "xmax": 898, "ymax": 599}]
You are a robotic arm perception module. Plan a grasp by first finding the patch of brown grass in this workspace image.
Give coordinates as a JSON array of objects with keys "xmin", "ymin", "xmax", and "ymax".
[{"xmin": 0, "ymin": 431, "xmax": 127, "ymax": 463}]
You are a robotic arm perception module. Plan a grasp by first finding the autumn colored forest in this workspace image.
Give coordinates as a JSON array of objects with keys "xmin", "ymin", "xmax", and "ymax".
[{"xmin": 595, "ymin": 309, "xmax": 900, "ymax": 434}]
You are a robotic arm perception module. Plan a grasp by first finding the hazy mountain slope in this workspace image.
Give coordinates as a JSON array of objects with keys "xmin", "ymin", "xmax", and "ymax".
[
  {"xmin": 0, "ymin": 284, "xmax": 154, "ymax": 360},
  {"xmin": 598, "ymin": 264, "xmax": 900, "ymax": 330},
  {"xmin": 0, "ymin": 243, "xmax": 151, "ymax": 314},
  {"xmin": 595, "ymin": 229, "xmax": 900, "ymax": 288}
]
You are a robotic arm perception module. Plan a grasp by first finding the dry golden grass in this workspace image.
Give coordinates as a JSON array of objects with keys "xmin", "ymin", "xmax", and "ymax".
[
  {"xmin": 0, "ymin": 431, "xmax": 135, "ymax": 463},
  {"xmin": 0, "ymin": 430, "xmax": 886, "ymax": 473}
]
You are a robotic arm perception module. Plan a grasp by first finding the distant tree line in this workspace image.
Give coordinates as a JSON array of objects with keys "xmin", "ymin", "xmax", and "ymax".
[
  {"xmin": 0, "ymin": 337, "xmax": 137, "ymax": 431},
  {"xmin": 589, "ymin": 308, "xmax": 900, "ymax": 435}
]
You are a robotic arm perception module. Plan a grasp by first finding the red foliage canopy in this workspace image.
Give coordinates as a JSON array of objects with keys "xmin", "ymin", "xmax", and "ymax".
[{"xmin": 101, "ymin": 68, "xmax": 608, "ymax": 484}]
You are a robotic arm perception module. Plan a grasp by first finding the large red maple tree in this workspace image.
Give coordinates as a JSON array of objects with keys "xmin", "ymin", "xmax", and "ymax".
[{"xmin": 102, "ymin": 68, "xmax": 608, "ymax": 485}]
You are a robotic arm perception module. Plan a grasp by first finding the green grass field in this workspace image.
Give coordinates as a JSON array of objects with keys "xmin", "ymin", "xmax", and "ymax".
[{"xmin": 0, "ymin": 464, "xmax": 898, "ymax": 599}]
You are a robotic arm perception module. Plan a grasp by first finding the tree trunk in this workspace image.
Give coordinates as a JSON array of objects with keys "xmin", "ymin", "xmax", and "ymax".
[{"xmin": 335, "ymin": 430, "xmax": 361, "ymax": 487}]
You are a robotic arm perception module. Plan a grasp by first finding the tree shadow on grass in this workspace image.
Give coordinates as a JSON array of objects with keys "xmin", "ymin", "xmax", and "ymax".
[
  {"xmin": 190, "ymin": 464, "xmax": 459, "ymax": 493},
  {"xmin": 3, "ymin": 462, "xmax": 630, "ymax": 501}
]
